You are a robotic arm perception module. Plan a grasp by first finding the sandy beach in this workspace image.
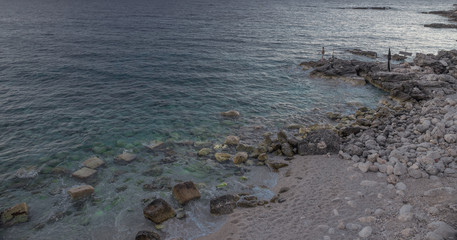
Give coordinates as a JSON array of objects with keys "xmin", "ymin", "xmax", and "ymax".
[{"xmin": 199, "ymin": 155, "xmax": 457, "ymax": 240}]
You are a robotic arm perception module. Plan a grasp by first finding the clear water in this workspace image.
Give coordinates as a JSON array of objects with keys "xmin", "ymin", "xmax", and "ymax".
[{"xmin": 0, "ymin": 0, "xmax": 454, "ymax": 239}]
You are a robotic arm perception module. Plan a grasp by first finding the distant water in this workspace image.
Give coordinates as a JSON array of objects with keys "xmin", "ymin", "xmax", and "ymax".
[{"xmin": 0, "ymin": 0, "xmax": 455, "ymax": 239}]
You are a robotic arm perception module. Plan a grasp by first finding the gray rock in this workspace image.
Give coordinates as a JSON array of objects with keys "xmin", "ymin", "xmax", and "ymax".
[
  {"xmin": 359, "ymin": 226, "xmax": 373, "ymax": 238},
  {"xmin": 398, "ymin": 204, "xmax": 413, "ymax": 222},
  {"xmin": 428, "ymin": 221, "xmax": 457, "ymax": 240},
  {"xmin": 395, "ymin": 182, "xmax": 407, "ymax": 191},
  {"xmin": 345, "ymin": 144, "xmax": 363, "ymax": 156},
  {"xmin": 394, "ymin": 162, "xmax": 407, "ymax": 176},
  {"xmin": 346, "ymin": 223, "xmax": 362, "ymax": 230},
  {"xmin": 281, "ymin": 142, "xmax": 294, "ymax": 157},
  {"xmin": 426, "ymin": 231, "xmax": 445, "ymax": 240}
]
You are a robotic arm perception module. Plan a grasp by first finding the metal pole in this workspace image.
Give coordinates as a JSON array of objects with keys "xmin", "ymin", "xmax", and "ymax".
[{"xmin": 387, "ymin": 48, "xmax": 391, "ymax": 72}]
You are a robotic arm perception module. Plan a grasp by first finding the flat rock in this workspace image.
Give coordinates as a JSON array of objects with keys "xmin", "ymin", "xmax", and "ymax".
[
  {"xmin": 115, "ymin": 152, "xmax": 137, "ymax": 163},
  {"xmin": 172, "ymin": 181, "xmax": 201, "ymax": 205},
  {"xmin": 1, "ymin": 203, "xmax": 28, "ymax": 227},
  {"xmin": 143, "ymin": 198, "xmax": 176, "ymax": 224},
  {"xmin": 67, "ymin": 185, "xmax": 94, "ymax": 200},
  {"xmin": 72, "ymin": 167, "xmax": 97, "ymax": 179},
  {"xmin": 215, "ymin": 153, "xmax": 232, "ymax": 162},
  {"xmin": 82, "ymin": 157, "xmax": 104, "ymax": 169}
]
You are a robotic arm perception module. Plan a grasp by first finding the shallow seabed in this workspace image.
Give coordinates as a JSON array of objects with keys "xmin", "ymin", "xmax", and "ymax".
[{"xmin": 0, "ymin": 0, "xmax": 455, "ymax": 238}]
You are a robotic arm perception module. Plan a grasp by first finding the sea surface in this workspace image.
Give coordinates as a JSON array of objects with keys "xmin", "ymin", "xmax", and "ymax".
[{"xmin": 0, "ymin": 0, "xmax": 455, "ymax": 239}]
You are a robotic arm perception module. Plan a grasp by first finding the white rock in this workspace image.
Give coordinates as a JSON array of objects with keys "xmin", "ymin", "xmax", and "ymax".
[
  {"xmin": 398, "ymin": 204, "xmax": 413, "ymax": 222},
  {"xmin": 358, "ymin": 162, "xmax": 371, "ymax": 173},
  {"xmin": 358, "ymin": 226, "xmax": 373, "ymax": 238}
]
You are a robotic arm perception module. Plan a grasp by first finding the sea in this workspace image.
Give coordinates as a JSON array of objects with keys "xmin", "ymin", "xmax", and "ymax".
[{"xmin": 0, "ymin": 0, "xmax": 455, "ymax": 239}]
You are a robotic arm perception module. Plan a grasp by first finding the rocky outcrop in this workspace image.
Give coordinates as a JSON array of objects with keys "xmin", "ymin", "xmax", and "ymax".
[
  {"xmin": 1, "ymin": 203, "xmax": 29, "ymax": 227},
  {"xmin": 298, "ymin": 129, "xmax": 340, "ymax": 155},
  {"xmin": 172, "ymin": 181, "xmax": 201, "ymax": 205},
  {"xmin": 424, "ymin": 23, "xmax": 457, "ymax": 29},
  {"xmin": 143, "ymin": 198, "xmax": 176, "ymax": 224}
]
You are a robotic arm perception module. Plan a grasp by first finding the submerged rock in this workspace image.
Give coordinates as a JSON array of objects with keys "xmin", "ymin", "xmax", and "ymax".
[
  {"xmin": 224, "ymin": 135, "xmax": 240, "ymax": 145},
  {"xmin": 67, "ymin": 185, "xmax": 95, "ymax": 200},
  {"xmin": 82, "ymin": 157, "xmax": 104, "ymax": 169},
  {"xmin": 72, "ymin": 167, "xmax": 97, "ymax": 179},
  {"xmin": 210, "ymin": 194, "xmax": 240, "ymax": 215},
  {"xmin": 197, "ymin": 148, "xmax": 211, "ymax": 157},
  {"xmin": 135, "ymin": 230, "xmax": 161, "ymax": 240},
  {"xmin": 115, "ymin": 152, "xmax": 137, "ymax": 163},
  {"xmin": 172, "ymin": 181, "xmax": 201, "ymax": 205},
  {"xmin": 215, "ymin": 153, "xmax": 232, "ymax": 162},
  {"xmin": 143, "ymin": 199, "xmax": 176, "ymax": 224},
  {"xmin": 15, "ymin": 166, "xmax": 39, "ymax": 179},
  {"xmin": 221, "ymin": 110, "xmax": 240, "ymax": 118},
  {"xmin": 1, "ymin": 203, "xmax": 29, "ymax": 227}
]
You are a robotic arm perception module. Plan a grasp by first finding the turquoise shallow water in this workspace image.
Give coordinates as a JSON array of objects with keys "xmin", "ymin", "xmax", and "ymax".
[{"xmin": 0, "ymin": 0, "xmax": 455, "ymax": 239}]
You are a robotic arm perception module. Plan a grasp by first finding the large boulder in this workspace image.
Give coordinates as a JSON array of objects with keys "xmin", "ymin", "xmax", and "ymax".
[
  {"xmin": 1, "ymin": 203, "xmax": 28, "ymax": 226},
  {"xmin": 298, "ymin": 129, "xmax": 340, "ymax": 155},
  {"xmin": 281, "ymin": 143, "xmax": 294, "ymax": 157},
  {"xmin": 210, "ymin": 194, "xmax": 240, "ymax": 215},
  {"xmin": 143, "ymin": 199, "xmax": 176, "ymax": 224},
  {"xmin": 172, "ymin": 181, "xmax": 201, "ymax": 205},
  {"xmin": 233, "ymin": 152, "xmax": 248, "ymax": 164}
]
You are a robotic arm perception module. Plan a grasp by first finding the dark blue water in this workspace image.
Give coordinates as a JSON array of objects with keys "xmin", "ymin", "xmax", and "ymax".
[{"xmin": 0, "ymin": 0, "xmax": 455, "ymax": 239}]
